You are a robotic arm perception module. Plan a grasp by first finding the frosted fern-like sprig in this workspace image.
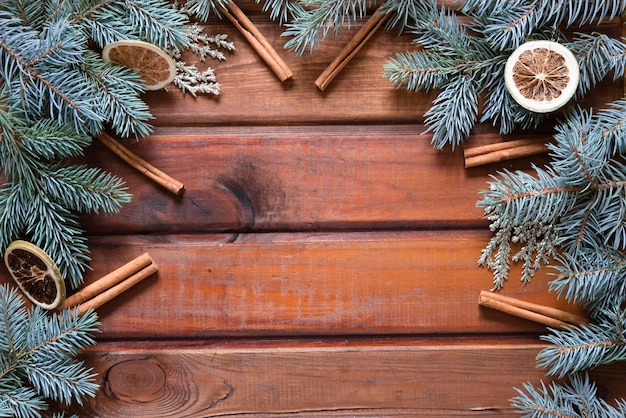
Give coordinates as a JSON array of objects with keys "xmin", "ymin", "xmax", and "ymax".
[
  {"xmin": 185, "ymin": 24, "xmax": 235, "ymax": 62},
  {"xmin": 478, "ymin": 217, "xmax": 558, "ymax": 290},
  {"xmin": 174, "ymin": 62, "xmax": 221, "ymax": 96},
  {"xmin": 171, "ymin": 23, "xmax": 235, "ymax": 96}
]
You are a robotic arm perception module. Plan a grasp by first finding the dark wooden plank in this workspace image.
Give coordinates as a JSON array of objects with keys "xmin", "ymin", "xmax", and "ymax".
[
  {"xmin": 80, "ymin": 125, "xmax": 553, "ymax": 234},
  {"xmin": 71, "ymin": 338, "xmax": 626, "ymax": 417},
  {"xmin": 0, "ymin": 231, "xmax": 582, "ymax": 339}
]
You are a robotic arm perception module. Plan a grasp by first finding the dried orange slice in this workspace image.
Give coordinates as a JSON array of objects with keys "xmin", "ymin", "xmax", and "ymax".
[
  {"xmin": 504, "ymin": 40, "xmax": 579, "ymax": 113},
  {"xmin": 102, "ymin": 40, "xmax": 177, "ymax": 91},
  {"xmin": 4, "ymin": 240, "xmax": 66, "ymax": 310}
]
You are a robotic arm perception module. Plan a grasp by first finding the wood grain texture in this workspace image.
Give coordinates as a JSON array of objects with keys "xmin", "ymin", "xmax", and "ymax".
[
  {"xmin": 72, "ymin": 339, "xmax": 626, "ymax": 417},
  {"xmin": 0, "ymin": 231, "xmax": 583, "ymax": 339}
]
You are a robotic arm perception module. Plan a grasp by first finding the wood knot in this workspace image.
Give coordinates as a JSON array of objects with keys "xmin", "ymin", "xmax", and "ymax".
[
  {"xmin": 105, "ymin": 358, "xmax": 166, "ymax": 403},
  {"xmin": 99, "ymin": 355, "xmax": 232, "ymax": 415}
]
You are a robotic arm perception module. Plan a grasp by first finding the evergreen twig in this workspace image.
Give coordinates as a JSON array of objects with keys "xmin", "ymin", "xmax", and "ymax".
[{"xmin": 0, "ymin": 284, "xmax": 100, "ymax": 417}]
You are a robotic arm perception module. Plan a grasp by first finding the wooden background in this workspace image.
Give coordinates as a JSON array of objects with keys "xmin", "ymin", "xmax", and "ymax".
[{"xmin": 4, "ymin": 2, "xmax": 626, "ymax": 416}]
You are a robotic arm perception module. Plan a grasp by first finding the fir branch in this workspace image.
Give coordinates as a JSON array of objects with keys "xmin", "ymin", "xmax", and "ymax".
[
  {"xmin": 24, "ymin": 309, "xmax": 99, "ymax": 359},
  {"xmin": 469, "ymin": 1, "xmax": 545, "ymax": 51},
  {"xmin": 183, "ymin": 0, "xmax": 300, "ymax": 25},
  {"xmin": 78, "ymin": 49, "xmax": 154, "ymax": 139},
  {"xmin": 480, "ymin": 77, "xmax": 526, "ymax": 135},
  {"xmin": 592, "ymin": 98, "xmax": 626, "ymax": 155},
  {"xmin": 537, "ymin": 310, "xmax": 626, "ymax": 378},
  {"xmin": 424, "ymin": 74, "xmax": 478, "ymax": 149},
  {"xmin": 0, "ymin": 284, "xmax": 100, "ymax": 417},
  {"xmin": 549, "ymin": 248, "xmax": 626, "ymax": 314},
  {"xmin": 462, "ymin": 0, "xmax": 626, "ymax": 50},
  {"xmin": 0, "ymin": 12, "xmax": 105, "ymax": 134},
  {"xmin": 0, "ymin": 100, "xmax": 131, "ymax": 287},
  {"xmin": 383, "ymin": 2, "xmax": 626, "ymax": 148},
  {"xmin": 0, "ymin": 383, "xmax": 46, "ymax": 418},
  {"xmin": 478, "ymin": 166, "xmax": 578, "ymax": 226},
  {"xmin": 19, "ymin": 120, "xmax": 92, "ymax": 161},
  {"xmin": 0, "ymin": 1, "xmax": 46, "ymax": 30},
  {"xmin": 569, "ymin": 32, "xmax": 626, "ymax": 99},
  {"xmin": 184, "ymin": 0, "xmax": 231, "ymax": 21},
  {"xmin": 283, "ymin": 0, "xmax": 373, "ymax": 55},
  {"xmin": 41, "ymin": 165, "xmax": 132, "ymax": 215},
  {"xmin": 26, "ymin": 356, "xmax": 98, "ymax": 406},
  {"xmin": 511, "ymin": 373, "xmax": 626, "ymax": 418},
  {"xmin": 379, "ymin": 0, "xmax": 435, "ymax": 34},
  {"xmin": 26, "ymin": 195, "xmax": 91, "ymax": 289},
  {"xmin": 0, "ymin": 285, "xmax": 28, "ymax": 354},
  {"xmin": 259, "ymin": 0, "xmax": 301, "ymax": 25},
  {"xmin": 383, "ymin": 50, "xmax": 456, "ymax": 92}
]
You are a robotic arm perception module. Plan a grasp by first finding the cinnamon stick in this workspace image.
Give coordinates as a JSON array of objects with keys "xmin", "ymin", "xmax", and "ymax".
[
  {"xmin": 315, "ymin": 8, "xmax": 389, "ymax": 91},
  {"xmin": 97, "ymin": 132, "xmax": 185, "ymax": 196},
  {"xmin": 221, "ymin": 2, "xmax": 292, "ymax": 82},
  {"xmin": 59, "ymin": 252, "xmax": 154, "ymax": 310},
  {"xmin": 77, "ymin": 262, "xmax": 158, "ymax": 314},
  {"xmin": 464, "ymin": 139, "xmax": 549, "ymax": 168},
  {"xmin": 478, "ymin": 290, "xmax": 587, "ymax": 328}
]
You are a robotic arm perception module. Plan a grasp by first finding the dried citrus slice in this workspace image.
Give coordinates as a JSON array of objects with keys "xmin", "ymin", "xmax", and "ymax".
[
  {"xmin": 4, "ymin": 240, "xmax": 66, "ymax": 310},
  {"xmin": 102, "ymin": 40, "xmax": 177, "ymax": 91},
  {"xmin": 504, "ymin": 40, "xmax": 579, "ymax": 113}
]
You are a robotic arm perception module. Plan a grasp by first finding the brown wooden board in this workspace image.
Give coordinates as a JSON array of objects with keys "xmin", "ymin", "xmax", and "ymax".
[
  {"xmin": 80, "ymin": 125, "xmax": 555, "ymax": 234},
  {"xmin": 0, "ymin": 231, "xmax": 585, "ymax": 339},
  {"xmin": 71, "ymin": 339, "xmax": 626, "ymax": 417}
]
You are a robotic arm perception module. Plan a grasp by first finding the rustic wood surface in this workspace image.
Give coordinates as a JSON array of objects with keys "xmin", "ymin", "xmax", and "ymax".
[{"xmin": 1, "ymin": 2, "xmax": 625, "ymax": 416}]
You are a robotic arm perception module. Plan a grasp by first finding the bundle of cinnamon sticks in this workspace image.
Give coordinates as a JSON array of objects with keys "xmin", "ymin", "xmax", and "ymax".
[
  {"xmin": 58, "ymin": 252, "xmax": 158, "ymax": 315},
  {"xmin": 478, "ymin": 290, "xmax": 587, "ymax": 328},
  {"xmin": 464, "ymin": 138, "xmax": 549, "ymax": 168}
]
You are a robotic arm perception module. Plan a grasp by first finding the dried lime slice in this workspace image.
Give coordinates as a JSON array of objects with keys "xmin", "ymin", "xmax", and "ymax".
[
  {"xmin": 4, "ymin": 240, "xmax": 66, "ymax": 310},
  {"xmin": 102, "ymin": 39, "xmax": 177, "ymax": 91},
  {"xmin": 504, "ymin": 40, "xmax": 579, "ymax": 113}
]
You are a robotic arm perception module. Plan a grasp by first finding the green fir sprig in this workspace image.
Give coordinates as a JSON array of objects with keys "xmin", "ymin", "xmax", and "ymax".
[
  {"xmin": 0, "ymin": 284, "xmax": 100, "ymax": 417},
  {"xmin": 511, "ymin": 373, "xmax": 626, "ymax": 418}
]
